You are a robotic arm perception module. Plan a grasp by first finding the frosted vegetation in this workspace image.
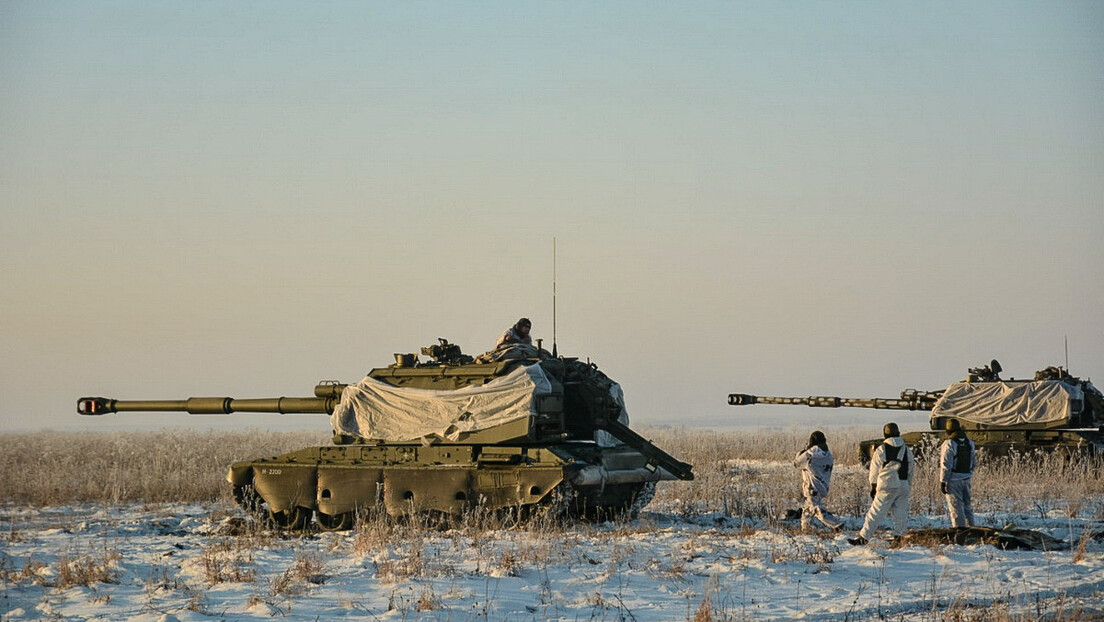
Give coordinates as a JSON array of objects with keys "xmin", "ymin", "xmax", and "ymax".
[
  {"xmin": 2, "ymin": 427, "xmax": 1099, "ymax": 519},
  {"xmin": 1, "ymin": 427, "xmax": 1102, "ymax": 621}
]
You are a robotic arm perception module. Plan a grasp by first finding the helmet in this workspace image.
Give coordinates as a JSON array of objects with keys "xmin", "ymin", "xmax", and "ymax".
[
  {"xmin": 808, "ymin": 430, "xmax": 827, "ymax": 448},
  {"xmin": 516, "ymin": 317, "xmax": 532, "ymax": 329},
  {"xmin": 944, "ymin": 418, "xmax": 961, "ymax": 434},
  {"xmin": 883, "ymin": 422, "xmax": 900, "ymax": 438}
]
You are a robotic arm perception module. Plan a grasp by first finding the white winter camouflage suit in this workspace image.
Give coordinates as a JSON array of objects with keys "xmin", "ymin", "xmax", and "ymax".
[
  {"xmin": 858, "ymin": 436, "xmax": 914, "ymax": 541},
  {"xmin": 793, "ymin": 446, "xmax": 843, "ymax": 529},
  {"xmin": 939, "ymin": 435, "xmax": 976, "ymax": 527}
]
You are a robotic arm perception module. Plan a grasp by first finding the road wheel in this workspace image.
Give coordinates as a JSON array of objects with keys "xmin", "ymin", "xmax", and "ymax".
[
  {"xmin": 316, "ymin": 511, "xmax": 354, "ymax": 531},
  {"xmin": 269, "ymin": 506, "xmax": 313, "ymax": 531}
]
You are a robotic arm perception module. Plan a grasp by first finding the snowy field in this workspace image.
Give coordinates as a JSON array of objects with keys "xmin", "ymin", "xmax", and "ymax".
[{"xmin": 3, "ymin": 473, "xmax": 1103, "ymax": 621}]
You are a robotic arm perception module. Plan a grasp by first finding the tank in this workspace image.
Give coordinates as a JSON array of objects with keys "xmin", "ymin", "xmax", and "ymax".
[
  {"xmin": 78, "ymin": 339, "xmax": 693, "ymax": 530},
  {"xmin": 728, "ymin": 360, "xmax": 1104, "ymax": 465}
]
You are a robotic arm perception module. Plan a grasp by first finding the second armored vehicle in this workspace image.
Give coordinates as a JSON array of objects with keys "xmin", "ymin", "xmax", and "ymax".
[
  {"xmin": 79, "ymin": 340, "xmax": 693, "ymax": 530},
  {"xmin": 729, "ymin": 360, "xmax": 1104, "ymax": 464}
]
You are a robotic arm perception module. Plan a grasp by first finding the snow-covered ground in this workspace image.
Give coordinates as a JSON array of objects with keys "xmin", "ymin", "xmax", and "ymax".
[{"xmin": 3, "ymin": 494, "xmax": 1103, "ymax": 621}]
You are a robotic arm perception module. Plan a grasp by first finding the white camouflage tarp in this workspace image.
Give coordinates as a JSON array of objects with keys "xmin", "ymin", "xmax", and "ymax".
[
  {"xmin": 932, "ymin": 380, "xmax": 1083, "ymax": 427},
  {"xmin": 330, "ymin": 363, "xmax": 553, "ymax": 442}
]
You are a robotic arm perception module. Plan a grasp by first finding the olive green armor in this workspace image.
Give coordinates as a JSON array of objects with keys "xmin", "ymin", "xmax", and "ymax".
[
  {"xmin": 729, "ymin": 360, "xmax": 1104, "ymax": 465},
  {"xmin": 79, "ymin": 340, "xmax": 693, "ymax": 530}
]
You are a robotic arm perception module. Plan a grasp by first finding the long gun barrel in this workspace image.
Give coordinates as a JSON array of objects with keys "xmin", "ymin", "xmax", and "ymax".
[
  {"xmin": 728, "ymin": 390, "xmax": 940, "ymax": 411},
  {"xmin": 77, "ymin": 382, "xmax": 346, "ymax": 416}
]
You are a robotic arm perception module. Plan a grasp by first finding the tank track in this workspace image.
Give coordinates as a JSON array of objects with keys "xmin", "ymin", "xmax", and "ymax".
[
  {"xmin": 232, "ymin": 484, "xmax": 315, "ymax": 531},
  {"xmin": 231, "ymin": 478, "xmax": 658, "ymax": 531}
]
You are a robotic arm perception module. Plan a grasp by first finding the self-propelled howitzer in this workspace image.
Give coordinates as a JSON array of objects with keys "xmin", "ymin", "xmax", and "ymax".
[
  {"xmin": 78, "ymin": 340, "xmax": 693, "ymax": 531},
  {"xmin": 729, "ymin": 360, "xmax": 1104, "ymax": 464}
]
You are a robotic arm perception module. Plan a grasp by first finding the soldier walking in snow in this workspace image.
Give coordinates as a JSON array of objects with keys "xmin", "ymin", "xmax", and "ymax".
[
  {"xmin": 939, "ymin": 418, "xmax": 976, "ymax": 528},
  {"xmin": 793, "ymin": 430, "xmax": 844, "ymax": 531},
  {"xmin": 849, "ymin": 422, "xmax": 913, "ymax": 545}
]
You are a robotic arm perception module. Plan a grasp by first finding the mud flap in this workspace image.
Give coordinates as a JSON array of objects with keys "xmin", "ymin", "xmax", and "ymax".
[
  {"xmin": 317, "ymin": 467, "xmax": 383, "ymax": 517},
  {"xmin": 383, "ymin": 468, "xmax": 474, "ymax": 516},
  {"xmin": 252, "ymin": 465, "xmax": 316, "ymax": 513},
  {"xmin": 379, "ymin": 468, "xmax": 566, "ymax": 516},
  {"xmin": 473, "ymin": 469, "xmax": 563, "ymax": 510},
  {"xmin": 513, "ymin": 470, "xmax": 566, "ymax": 509}
]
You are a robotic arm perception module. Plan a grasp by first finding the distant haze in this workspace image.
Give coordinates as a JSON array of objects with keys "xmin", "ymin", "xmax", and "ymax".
[{"xmin": 2, "ymin": 2, "xmax": 1101, "ymax": 435}]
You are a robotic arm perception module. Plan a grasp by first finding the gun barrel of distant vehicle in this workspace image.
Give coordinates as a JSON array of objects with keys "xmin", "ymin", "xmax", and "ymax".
[{"xmin": 727, "ymin": 393, "xmax": 936, "ymax": 410}]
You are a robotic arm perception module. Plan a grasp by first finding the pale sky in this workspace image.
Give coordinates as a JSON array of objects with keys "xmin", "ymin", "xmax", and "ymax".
[{"xmin": 2, "ymin": 2, "xmax": 1102, "ymax": 434}]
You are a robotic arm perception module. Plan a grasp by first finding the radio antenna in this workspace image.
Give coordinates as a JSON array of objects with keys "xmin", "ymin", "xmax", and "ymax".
[
  {"xmin": 552, "ymin": 237, "xmax": 558, "ymax": 357},
  {"xmin": 1064, "ymin": 334, "xmax": 1069, "ymax": 371}
]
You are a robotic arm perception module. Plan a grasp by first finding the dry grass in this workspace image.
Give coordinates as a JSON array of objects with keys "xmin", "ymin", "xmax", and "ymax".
[
  {"xmin": 920, "ymin": 599, "xmax": 1104, "ymax": 622},
  {"xmin": 55, "ymin": 551, "xmax": 121, "ymax": 589},
  {"xmin": 643, "ymin": 426, "xmax": 874, "ymax": 522},
  {"xmin": 1, "ymin": 549, "xmax": 120, "ymax": 589},
  {"xmin": 200, "ymin": 538, "xmax": 257, "ymax": 585},
  {"xmin": 270, "ymin": 552, "xmax": 327, "ymax": 597},
  {"xmin": 641, "ymin": 426, "xmax": 1104, "ymax": 523},
  {"xmin": 0, "ymin": 427, "xmax": 1101, "ymax": 622},
  {"xmin": 0, "ymin": 429, "xmax": 327, "ymax": 505},
  {"xmin": 1, "ymin": 427, "xmax": 1101, "ymax": 529}
]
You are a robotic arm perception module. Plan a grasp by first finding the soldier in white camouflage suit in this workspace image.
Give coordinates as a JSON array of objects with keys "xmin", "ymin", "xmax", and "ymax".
[
  {"xmin": 939, "ymin": 418, "xmax": 976, "ymax": 528},
  {"xmin": 850, "ymin": 422, "xmax": 914, "ymax": 545},
  {"xmin": 793, "ymin": 431, "xmax": 844, "ymax": 531}
]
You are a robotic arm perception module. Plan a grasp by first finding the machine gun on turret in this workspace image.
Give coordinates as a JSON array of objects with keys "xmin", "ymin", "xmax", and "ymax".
[{"xmin": 419, "ymin": 338, "xmax": 474, "ymax": 366}]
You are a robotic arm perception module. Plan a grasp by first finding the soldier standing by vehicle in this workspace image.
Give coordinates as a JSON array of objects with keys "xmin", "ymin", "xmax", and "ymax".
[
  {"xmin": 939, "ymin": 418, "xmax": 976, "ymax": 528},
  {"xmin": 793, "ymin": 430, "xmax": 843, "ymax": 531},
  {"xmin": 849, "ymin": 422, "xmax": 914, "ymax": 545}
]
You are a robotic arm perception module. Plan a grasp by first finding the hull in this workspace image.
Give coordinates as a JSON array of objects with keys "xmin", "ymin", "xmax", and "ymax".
[
  {"xmin": 227, "ymin": 442, "xmax": 669, "ymax": 530},
  {"xmin": 858, "ymin": 428, "xmax": 1104, "ymax": 465}
]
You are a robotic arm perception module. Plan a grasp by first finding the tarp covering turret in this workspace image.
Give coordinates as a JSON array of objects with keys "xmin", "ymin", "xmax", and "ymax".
[
  {"xmin": 330, "ymin": 363, "xmax": 554, "ymax": 442},
  {"xmin": 932, "ymin": 380, "xmax": 1085, "ymax": 428}
]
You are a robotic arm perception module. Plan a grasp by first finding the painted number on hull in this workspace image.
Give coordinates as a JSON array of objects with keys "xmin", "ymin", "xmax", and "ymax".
[{"xmin": 260, "ymin": 468, "xmax": 283, "ymax": 475}]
